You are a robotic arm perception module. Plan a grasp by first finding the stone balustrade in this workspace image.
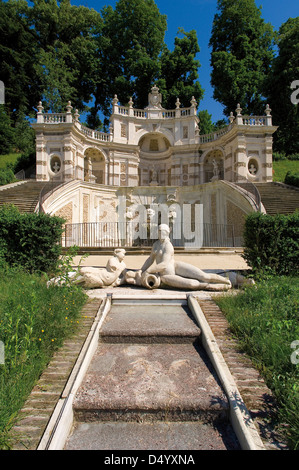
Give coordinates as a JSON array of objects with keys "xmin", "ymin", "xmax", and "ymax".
[
  {"xmin": 35, "ymin": 99, "xmax": 273, "ymax": 147},
  {"xmin": 42, "ymin": 113, "xmax": 66, "ymax": 124},
  {"xmin": 199, "ymin": 124, "xmax": 232, "ymax": 144},
  {"xmin": 242, "ymin": 116, "xmax": 266, "ymax": 126},
  {"xmin": 79, "ymin": 123, "xmax": 110, "ymax": 142}
]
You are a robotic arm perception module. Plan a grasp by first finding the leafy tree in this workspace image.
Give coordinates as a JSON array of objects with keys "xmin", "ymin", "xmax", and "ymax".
[
  {"xmin": 0, "ymin": 0, "xmax": 205, "ymax": 133},
  {"xmin": 89, "ymin": 1, "xmax": 204, "ymax": 126},
  {"xmin": 157, "ymin": 28, "xmax": 204, "ymax": 109},
  {"xmin": 198, "ymin": 110, "xmax": 228, "ymax": 135},
  {"xmin": 30, "ymin": 0, "xmax": 101, "ymax": 113},
  {"xmin": 0, "ymin": 0, "xmax": 40, "ymax": 119},
  {"xmin": 265, "ymin": 17, "xmax": 299, "ymax": 154},
  {"xmin": 198, "ymin": 110, "xmax": 215, "ymax": 135},
  {"xmin": 0, "ymin": 106, "xmax": 15, "ymax": 154},
  {"xmin": 209, "ymin": 0, "xmax": 275, "ymax": 116},
  {"xmin": 88, "ymin": 0, "xmax": 167, "ymax": 126}
]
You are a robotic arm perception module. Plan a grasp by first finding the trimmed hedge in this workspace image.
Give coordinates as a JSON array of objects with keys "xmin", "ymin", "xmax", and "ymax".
[
  {"xmin": 243, "ymin": 211, "xmax": 299, "ymax": 276},
  {"xmin": 0, "ymin": 204, "xmax": 65, "ymax": 274},
  {"xmin": 285, "ymin": 171, "xmax": 299, "ymax": 188}
]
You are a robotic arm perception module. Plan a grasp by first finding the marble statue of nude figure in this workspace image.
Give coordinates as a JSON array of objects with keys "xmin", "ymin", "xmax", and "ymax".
[
  {"xmin": 48, "ymin": 248, "xmax": 127, "ymax": 288},
  {"xmin": 126, "ymin": 224, "xmax": 232, "ymax": 290}
]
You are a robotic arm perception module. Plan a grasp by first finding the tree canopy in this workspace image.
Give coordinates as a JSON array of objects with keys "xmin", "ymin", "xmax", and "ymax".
[
  {"xmin": 0, "ymin": 0, "xmax": 203, "ymax": 130},
  {"xmin": 0, "ymin": 0, "xmax": 298, "ymax": 155},
  {"xmin": 265, "ymin": 17, "xmax": 299, "ymax": 154},
  {"xmin": 209, "ymin": 0, "xmax": 275, "ymax": 116}
]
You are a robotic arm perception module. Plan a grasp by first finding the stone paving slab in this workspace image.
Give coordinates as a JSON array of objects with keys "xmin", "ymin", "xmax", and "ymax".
[
  {"xmin": 99, "ymin": 304, "xmax": 201, "ymax": 343},
  {"xmin": 73, "ymin": 341, "xmax": 229, "ymax": 422},
  {"xmin": 65, "ymin": 420, "xmax": 240, "ymax": 450},
  {"xmin": 73, "ymin": 253, "xmax": 249, "ymax": 271}
]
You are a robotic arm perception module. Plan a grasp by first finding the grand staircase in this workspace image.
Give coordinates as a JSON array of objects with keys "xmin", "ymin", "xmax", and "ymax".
[
  {"xmin": 255, "ymin": 182, "xmax": 299, "ymax": 216},
  {"xmin": 0, "ymin": 180, "xmax": 45, "ymax": 213},
  {"xmin": 0, "ymin": 180, "xmax": 298, "ymax": 217}
]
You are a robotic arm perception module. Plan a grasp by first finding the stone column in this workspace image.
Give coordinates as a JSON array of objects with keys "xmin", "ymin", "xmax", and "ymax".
[
  {"xmin": 234, "ymin": 105, "xmax": 247, "ymax": 181},
  {"xmin": 36, "ymin": 135, "xmax": 48, "ymax": 181},
  {"xmin": 63, "ymin": 140, "xmax": 74, "ymax": 181},
  {"xmin": 198, "ymin": 161, "xmax": 205, "ymax": 185}
]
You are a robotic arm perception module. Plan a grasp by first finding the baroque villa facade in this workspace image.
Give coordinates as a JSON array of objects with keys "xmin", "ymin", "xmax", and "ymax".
[{"xmin": 32, "ymin": 86, "xmax": 277, "ymax": 247}]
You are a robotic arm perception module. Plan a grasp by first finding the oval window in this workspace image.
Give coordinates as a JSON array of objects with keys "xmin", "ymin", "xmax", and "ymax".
[{"xmin": 50, "ymin": 155, "xmax": 61, "ymax": 174}]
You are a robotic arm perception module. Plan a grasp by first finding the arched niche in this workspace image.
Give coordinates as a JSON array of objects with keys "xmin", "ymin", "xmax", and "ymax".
[
  {"xmin": 137, "ymin": 133, "xmax": 172, "ymax": 186},
  {"xmin": 84, "ymin": 147, "xmax": 106, "ymax": 184},
  {"xmin": 203, "ymin": 149, "xmax": 224, "ymax": 183}
]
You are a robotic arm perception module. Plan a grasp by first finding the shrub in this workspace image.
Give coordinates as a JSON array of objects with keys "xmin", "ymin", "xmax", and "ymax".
[
  {"xmin": 13, "ymin": 149, "xmax": 36, "ymax": 176},
  {"xmin": 285, "ymin": 171, "xmax": 299, "ymax": 188},
  {"xmin": 0, "ymin": 168, "xmax": 16, "ymax": 186},
  {"xmin": 273, "ymin": 152, "xmax": 287, "ymax": 161},
  {"xmin": 287, "ymin": 153, "xmax": 299, "ymax": 161},
  {"xmin": 242, "ymin": 212, "xmax": 299, "ymax": 276},
  {"xmin": 273, "ymin": 153, "xmax": 299, "ymax": 162},
  {"xmin": 0, "ymin": 205, "xmax": 65, "ymax": 274}
]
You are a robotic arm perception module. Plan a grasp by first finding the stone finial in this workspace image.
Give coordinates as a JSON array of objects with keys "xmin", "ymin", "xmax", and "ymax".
[
  {"xmin": 175, "ymin": 98, "xmax": 181, "ymax": 109},
  {"xmin": 37, "ymin": 101, "xmax": 44, "ymax": 113},
  {"xmin": 190, "ymin": 96, "xmax": 197, "ymax": 107},
  {"xmin": 265, "ymin": 104, "xmax": 272, "ymax": 116},
  {"xmin": 128, "ymin": 97, "xmax": 134, "ymax": 108},
  {"xmin": 264, "ymin": 104, "xmax": 272, "ymax": 126},
  {"xmin": 113, "ymin": 94, "xmax": 118, "ymax": 104},
  {"xmin": 147, "ymin": 85, "xmax": 162, "ymax": 109},
  {"xmin": 229, "ymin": 112, "xmax": 235, "ymax": 123},
  {"xmin": 66, "ymin": 101, "xmax": 73, "ymax": 113},
  {"xmin": 235, "ymin": 104, "xmax": 242, "ymax": 116},
  {"xmin": 74, "ymin": 109, "xmax": 80, "ymax": 121}
]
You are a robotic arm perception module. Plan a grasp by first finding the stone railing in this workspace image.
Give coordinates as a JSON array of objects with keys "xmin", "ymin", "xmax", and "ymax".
[
  {"xmin": 117, "ymin": 105, "xmax": 194, "ymax": 119},
  {"xmin": 42, "ymin": 113, "xmax": 66, "ymax": 124},
  {"xmin": 199, "ymin": 104, "xmax": 273, "ymax": 143},
  {"xmin": 78, "ymin": 123, "xmax": 110, "ymax": 142},
  {"xmin": 199, "ymin": 124, "xmax": 232, "ymax": 144},
  {"xmin": 223, "ymin": 169, "xmax": 262, "ymax": 212}
]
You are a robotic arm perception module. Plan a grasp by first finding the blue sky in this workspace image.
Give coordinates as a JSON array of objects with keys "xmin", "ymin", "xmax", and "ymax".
[{"xmin": 71, "ymin": 0, "xmax": 299, "ymax": 122}]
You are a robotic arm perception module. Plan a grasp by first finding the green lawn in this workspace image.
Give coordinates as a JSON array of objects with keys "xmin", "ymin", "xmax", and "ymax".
[
  {"xmin": 0, "ymin": 153, "xmax": 20, "ymax": 170},
  {"xmin": 0, "ymin": 267, "xmax": 87, "ymax": 449},
  {"xmin": 215, "ymin": 276, "xmax": 299, "ymax": 450},
  {"xmin": 273, "ymin": 160, "xmax": 299, "ymax": 183}
]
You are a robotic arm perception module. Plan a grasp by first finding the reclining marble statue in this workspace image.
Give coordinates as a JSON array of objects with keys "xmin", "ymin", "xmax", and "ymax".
[
  {"xmin": 125, "ymin": 224, "xmax": 232, "ymax": 291},
  {"xmin": 49, "ymin": 248, "xmax": 127, "ymax": 288},
  {"xmin": 49, "ymin": 225, "xmax": 234, "ymax": 290}
]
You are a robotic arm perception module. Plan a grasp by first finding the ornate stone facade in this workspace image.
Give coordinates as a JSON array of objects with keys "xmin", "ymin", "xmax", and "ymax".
[
  {"xmin": 33, "ymin": 88, "xmax": 277, "ymax": 246},
  {"xmin": 32, "ymin": 87, "xmax": 277, "ymax": 186}
]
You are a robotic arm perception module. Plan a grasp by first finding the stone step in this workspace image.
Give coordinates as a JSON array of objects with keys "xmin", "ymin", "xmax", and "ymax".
[
  {"xmin": 0, "ymin": 181, "xmax": 45, "ymax": 213},
  {"xmin": 255, "ymin": 182, "xmax": 299, "ymax": 215},
  {"xmin": 72, "ymin": 341, "xmax": 229, "ymax": 423},
  {"xmin": 73, "ymin": 301, "xmax": 228, "ymax": 424},
  {"xmin": 66, "ymin": 299, "xmax": 243, "ymax": 450},
  {"xmin": 65, "ymin": 420, "xmax": 240, "ymax": 451},
  {"xmin": 99, "ymin": 303, "xmax": 201, "ymax": 343}
]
